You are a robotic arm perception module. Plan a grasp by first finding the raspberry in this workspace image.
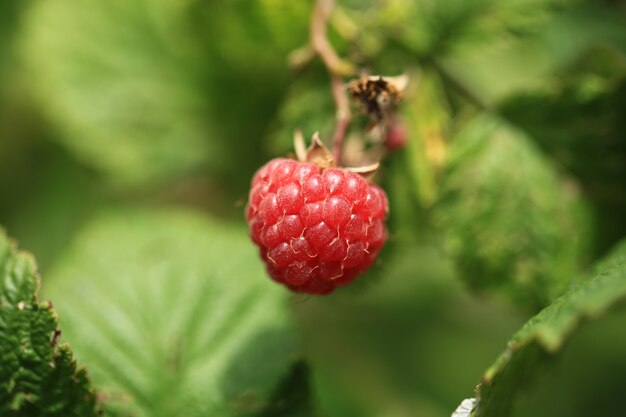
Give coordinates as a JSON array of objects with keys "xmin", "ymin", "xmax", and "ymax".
[{"xmin": 246, "ymin": 158, "xmax": 388, "ymax": 294}]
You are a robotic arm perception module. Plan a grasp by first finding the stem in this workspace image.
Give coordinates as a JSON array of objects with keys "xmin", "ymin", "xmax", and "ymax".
[
  {"xmin": 310, "ymin": 0, "xmax": 354, "ymax": 76},
  {"xmin": 310, "ymin": 0, "xmax": 355, "ymax": 164},
  {"xmin": 331, "ymin": 74, "xmax": 350, "ymax": 163}
]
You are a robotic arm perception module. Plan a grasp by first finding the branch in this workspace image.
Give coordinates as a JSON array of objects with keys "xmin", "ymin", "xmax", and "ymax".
[
  {"xmin": 310, "ymin": 0, "xmax": 354, "ymax": 76},
  {"xmin": 331, "ymin": 74, "xmax": 350, "ymax": 163},
  {"xmin": 310, "ymin": 0, "xmax": 355, "ymax": 164}
]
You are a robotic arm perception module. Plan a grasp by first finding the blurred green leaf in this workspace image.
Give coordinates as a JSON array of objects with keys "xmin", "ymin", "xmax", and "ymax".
[
  {"xmin": 21, "ymin": 0, "xmax": 216, "ymax": 189},
  {"xmin": 188, "ymin": 0, "xmax": 312, "ymax": 192},
  {"xmin": 0, "ymin": 229, "xmax": 100, "ymax": 416},
  {"xmin": 500, "ymin": 52, "xmax": 626, "ymax": 255},
  {"xmin": 297, "ymin": 245, "xmax": 524, "ymax": 417},
  {"xmin": 44, "ymin": 209, "xmax": 298, "ymax": 417},
  {"xmin": 267, "ymin": 71, "xmax": 335, "ymax": 156},
  {"xmin": 0, "ymin": 0, "xmax": 26, "ymax": 77},
  {"xmin": 1, "ymin": 145, "xmax": 101, "ymax": 273},
  {"xmin": 403, "ymin": 69, "xmax": 451, "ymax": 207},
  {"xmin": 382, "ymin": 69, "xmax": 451, "ymax": 249},
  {"xmin": 505, "ymin": 306, "xmax": 626, "ymax": 417},
  {"xmin": 472, "ymin": 238, "xmax": 626, "ymax": 417},
  {"xmin": 0, "ymin": 0, "xmax": 37, "ymax": 157},
  {"xmin": 440, "ymin": 4, "xmax": 626, "ymax": 105},
  {"xmin": 436, "ymin": 115, "xmax": 590, "ymax": 308},
  {"xmin": 198, "ymin": 0, "xmax": 311, "ymax": 73},
  {"xmin": 377, "ymin": 0, "xmax": 573, "ymax": 58},
  {"xmin": 256, "ymin": 361, "xmax": 314, "ymax": 417}
]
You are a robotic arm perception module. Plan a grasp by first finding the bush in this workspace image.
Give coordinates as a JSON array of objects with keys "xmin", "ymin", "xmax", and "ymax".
[{"xmin": 1, "ymin": 1, "xmax": 625, "ymax": 416}]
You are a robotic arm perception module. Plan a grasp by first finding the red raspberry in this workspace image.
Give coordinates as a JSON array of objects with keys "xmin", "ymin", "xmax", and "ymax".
[{"xmin": 246, "ymin": 158, "xmax": 388, "ymax": 295}]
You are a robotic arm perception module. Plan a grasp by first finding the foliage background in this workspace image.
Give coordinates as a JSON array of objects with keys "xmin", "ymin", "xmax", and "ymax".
[{"xmin": 1, "ymin": 0, "xmax": 625, "ymax": 416}]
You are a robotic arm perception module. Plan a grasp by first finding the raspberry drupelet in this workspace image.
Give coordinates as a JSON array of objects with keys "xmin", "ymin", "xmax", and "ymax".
[{"xmin": 246, "ymin": 154, "xmax": 388, "ymax": 295}]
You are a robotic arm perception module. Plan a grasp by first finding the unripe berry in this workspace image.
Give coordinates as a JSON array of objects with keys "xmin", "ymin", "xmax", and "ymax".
[{"xmin": 384, "ymin": 121, "xmax": 407, "ymax": 151}]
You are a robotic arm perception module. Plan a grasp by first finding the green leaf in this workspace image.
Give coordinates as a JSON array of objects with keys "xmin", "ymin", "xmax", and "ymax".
[
  {"xmin": 439, "ymin": 4, "xmax": 626, "ymax": 105},
  {"xmin": 435, "ymin": 115, "xmax": 590, "ymax": 308},
  {"xmin": 189, "ymin": 0, "xmax": 312, "ymax": 178},
  {"xmin": 403, "ymin": 69, "xmax": 451, "ymax": 207},
  {"xmin": 383, "ymin": 69, "xmax": 451, "ymax": 246},
  {"xmin": 471, "ymin": 238, "xmax": 626, "ymax": 417},
  {"xmin": 267, "ymin": 72, "xmax": 335, "ymax": 156},
  {"xmin": 381, "ymin": 0, "xmax": 574, "ymax": 58},
  {"xmin": 197, "ymin": 0, "xmax": 311, "ymax": 73},
  {"xmin": 256, "ymin": 361, "xmax": 314, "ymax": 417},
  {"xmin": 297, "ymin": 244, "xmax": 524, "ymax": 417},
  {"xmin": 0, "ymin": 0, "xmax": 23, "ymax": 77},
  {"xmin": 2, "ymin": 150, "xmax": 100, "ymax": 273},
  {"xmin": 0, "ymin": 229, "xmax": 100, "ymax": 416},
  {"xmin": 499, "ymin": 48, "xmax": 626, "ymax": 255},
  {"xmin": 20, "ymin": 0, "xmax": 216, "ymax": 188},
  {"xmin": 43, "ymin": 209, "xmax": 297, "ymax": 417}
]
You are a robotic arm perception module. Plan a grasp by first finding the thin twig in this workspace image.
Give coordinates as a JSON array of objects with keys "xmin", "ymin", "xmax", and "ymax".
[
  {"xmin": 310, "ymin": 0, "xmax": 355, "ymax": 165},
  {"xmin": 310, "ymin": 0, "xmax": 354, "ymax": 76},
  {"xmin": 331, "ymin": 74, "xmax": 350, "ymax": 163}
]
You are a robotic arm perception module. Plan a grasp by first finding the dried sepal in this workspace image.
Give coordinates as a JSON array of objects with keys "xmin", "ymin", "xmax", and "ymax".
[
  {"xmin": 380, "ymin": 74, "xmax": 409, "ymax": 93},
  {"xmin": 307, "ymin": 132, "xmax": 335, "ymax": 168},
  {"xmin": 347, "ymin": 74, "xmax": 409, "ymax": 127},
  {"xmin": 293, "ymin": 130, "xmax": 308, "ymax": 162},
  {"xmin": 344, "ymin": 161, "xmax": 380, "ymax": 180},
  {"xmin": 291, "ymin": 131, "xmax": 380, "ymax": 179}
]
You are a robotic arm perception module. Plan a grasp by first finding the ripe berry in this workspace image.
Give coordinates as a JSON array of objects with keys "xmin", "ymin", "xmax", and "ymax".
[{"xmin": 246, "ymin": 158, "xmax": 388, "ymax": 295}]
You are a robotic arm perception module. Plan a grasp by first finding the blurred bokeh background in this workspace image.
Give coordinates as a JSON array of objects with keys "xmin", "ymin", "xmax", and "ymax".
[{"xmin": 1, "ymin": 0, "xmax": 626, "ymax": 416}]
